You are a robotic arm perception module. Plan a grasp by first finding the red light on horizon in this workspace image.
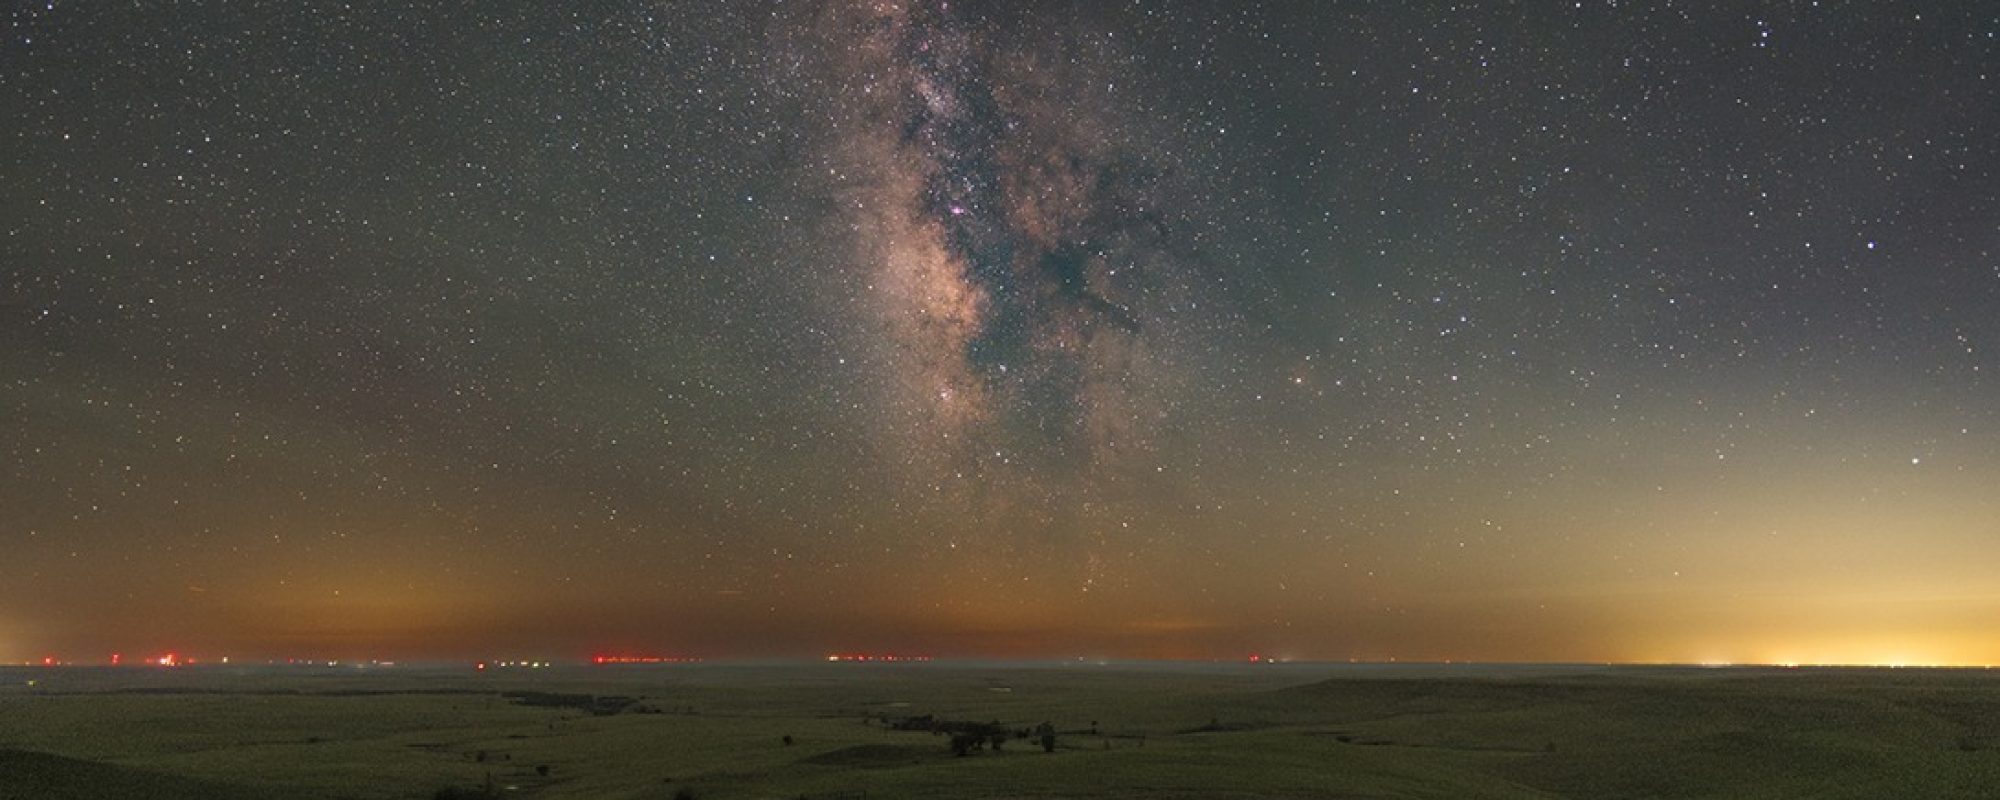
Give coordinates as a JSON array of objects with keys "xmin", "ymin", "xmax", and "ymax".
[{"xmin": 110, "ymin": 653, "xmax": 122, "ymax": 666}]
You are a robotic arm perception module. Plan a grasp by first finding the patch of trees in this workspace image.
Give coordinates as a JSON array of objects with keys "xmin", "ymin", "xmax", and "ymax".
[
  {"xmin": 499, "ymin": 691, "xmax": 638, "ymax": 716},
  {"xmin": 886, "ymin": 715, "xmax": 1050, "ymax": 756},
  {"xmin": 1180, "ymin": 716, "xmax": 1261, "ymax": 734}
]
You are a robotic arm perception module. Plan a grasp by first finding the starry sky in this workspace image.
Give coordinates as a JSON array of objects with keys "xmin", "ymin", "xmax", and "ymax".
[{"xmin": 4, "ymin": 1, "xmax": 1997, "ymax": 665}]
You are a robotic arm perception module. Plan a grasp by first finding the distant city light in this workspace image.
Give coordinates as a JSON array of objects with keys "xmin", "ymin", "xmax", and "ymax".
[
  {"xmin": 823, "ymin": 654, "xmax": 933, "ymax": 663},
  {"xmin": 591, "ymin": 655, "xmax": 701, "ymax": 665},
  {"xmin": 479, "ymin": 660, "xmax": 570, "ymax": 669}
]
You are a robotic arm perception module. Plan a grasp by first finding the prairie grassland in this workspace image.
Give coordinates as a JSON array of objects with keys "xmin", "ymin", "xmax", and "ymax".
[{"xmin": 2, "ymin": 663, "xmax": 1997, "ymax": 799}]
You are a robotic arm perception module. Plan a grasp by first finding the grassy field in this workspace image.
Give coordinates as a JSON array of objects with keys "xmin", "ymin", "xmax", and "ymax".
[{"xmin": 2, "ymin": 662, "xmax": 1997, "ymax": 799}]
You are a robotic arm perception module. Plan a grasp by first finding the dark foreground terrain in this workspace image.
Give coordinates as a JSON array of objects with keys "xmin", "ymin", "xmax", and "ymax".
[{"xmin": 2, "ymin": 662, "xmax": 1997, "ymax": 799}]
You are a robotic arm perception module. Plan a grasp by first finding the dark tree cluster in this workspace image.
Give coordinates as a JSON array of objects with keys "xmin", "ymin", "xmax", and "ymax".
[
  {"xmin": 888, "ymin": 715, "xmax": 1043, "ymax": 756},
  {"xmin": 499, "ymin": 691, "xmax": 638, "ymax": 716}
]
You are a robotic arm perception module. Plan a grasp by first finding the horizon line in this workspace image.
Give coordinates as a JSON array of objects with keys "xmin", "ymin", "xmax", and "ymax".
[{"xmin": 9, "ymin": 656, "xmax": 1998, "ymax": 671}]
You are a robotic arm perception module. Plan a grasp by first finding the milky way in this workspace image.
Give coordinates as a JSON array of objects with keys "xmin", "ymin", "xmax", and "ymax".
[{"xmin": 785, "ymin": 2, "xmax": 1212, "ymax": 489}]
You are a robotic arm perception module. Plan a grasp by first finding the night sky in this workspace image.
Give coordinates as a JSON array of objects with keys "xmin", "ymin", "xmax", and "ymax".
[{"xmin": 4, "ymin": 2, "xmax": 1997, "ymax": 665}]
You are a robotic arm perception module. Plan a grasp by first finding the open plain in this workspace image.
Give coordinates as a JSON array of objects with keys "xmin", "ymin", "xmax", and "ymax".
[{"xmin": 3, "ymin": 662, "xmax": 1998, "ymax": 799}]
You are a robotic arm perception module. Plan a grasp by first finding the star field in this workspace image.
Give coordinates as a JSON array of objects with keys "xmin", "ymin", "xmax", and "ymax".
[{"xmin": 3, "ymin": 1, "xmax": 1997, "ymax": 664}]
